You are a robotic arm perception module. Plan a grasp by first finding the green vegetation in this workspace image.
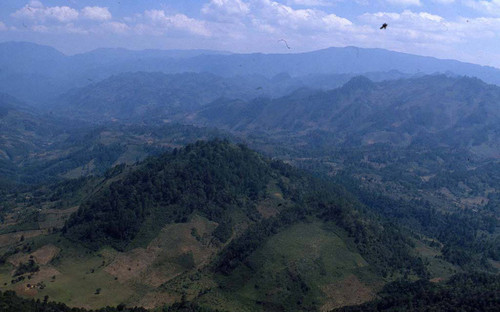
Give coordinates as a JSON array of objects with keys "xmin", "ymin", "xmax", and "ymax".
[
  {"xmin": 335, "ymin": 272, "xmax": 500, "ymax": 311},
  {"xmin": 0, "ymin": 290, "xmax": 147, "ymax": 312},
  {"xmin": 0, "ymin": 289, "xmax": 225, "ymax": 311},
  {"xmin": 14, "ymin": 259, "xmax": 40, "ymax": 276},
  {"xmin": 63, "ymin": 140, "xmax": 270, "ymax": 250},
  {"xmin": 2, "ymin": 72, "xmax": 499, "ymax": 311}
]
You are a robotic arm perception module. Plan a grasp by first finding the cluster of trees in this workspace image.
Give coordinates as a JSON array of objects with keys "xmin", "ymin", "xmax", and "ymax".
[
  {"xmin": 335, "ymin": 272, "xmax": 500, "ymax": 311},
  {"xmin": 215, "ymin": 159, "xmax": 427, "ymax": 278},
  {"xmin": 341, "ymin": 176, "xmax": 499, "ymax": 270},
  {"xmin": 280, "ymin": 139, "xmax": 499, "ymax": 272},
  {"xmin": 63, "ymin": 140, "xmax": 271, "ymax": 250},
  {"xmin": 14, "ymin": 259, "xmax": 39, "ymax": 276}
]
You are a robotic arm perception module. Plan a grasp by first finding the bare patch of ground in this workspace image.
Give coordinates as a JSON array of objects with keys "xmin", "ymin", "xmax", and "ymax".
[
  {"xmin": 460, "ymin": 196, "xmax": 488, "ymax": 208},
  {"xmin": 104, "ymin": 247, "xmax": 156, "ymax": 283},
  {"xmin": 39, "ymin": 206, "xmax": 78, "ymax": 230},
  {"xmin": 30, "ymin": 244, "xmax": 60, "ymax": 265},
  {"xmin": 105, "ymin": 215, "xmax": 218, "ymax": 288},
  {"xmin": 257, "ymin": 199, "xmax": 280, "ymax": 219},
  {"xmin": 320, "ymin": 274, "xmax": 375, "ymax": 312},
  {"xmin": 421, "ymin": 174, "xmax": 435, "ymax": 182},
  {"xmin": 438, "ymin": 187, "xmax": 456, "ymax": 200},
  {"xmin": 0, "ymin": 230, "xmax": 45, "ymax": 248},
  {"xmin": 13, "ymin": 266, "xmax": 61, "ymax": 297},
  {"xmin": 8, "ymin": 244, "xmax": 60, "ymax": 267},
  {"xmin": 137, "ymin": 291, "xmax": 179, "ymax": 309},
  {"xmin": 489, "ymin": 259, "xmax": 500, "ymax": 270}
]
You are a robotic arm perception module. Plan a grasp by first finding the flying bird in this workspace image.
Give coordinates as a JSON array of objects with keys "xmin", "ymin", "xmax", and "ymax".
[
  {"xmin": 278, "ymin": 39, "xmax": 291, "ymax": 49},
  {"xmin": 380, "ymin": 23, "xmax": 388, "ymax": 30}
]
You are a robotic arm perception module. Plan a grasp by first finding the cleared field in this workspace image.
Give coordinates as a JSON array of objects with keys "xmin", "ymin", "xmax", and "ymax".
[{"xmin": 208, "ymin": 221, "xmax": 377, "ymax": 311}]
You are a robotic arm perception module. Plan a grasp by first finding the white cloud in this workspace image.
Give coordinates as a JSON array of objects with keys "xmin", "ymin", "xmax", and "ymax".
[
  {"xmin": 81, "ymin": 7, "xmax": 112, "ymax": 21},
  {"xmin": 465, "ymin": 0, "xmax": 500, "ymax": 15},
  {"xmin": 144, "ymin": 10, "xmax": 211, "ymax": 36},
  {"xmin": 432, "ymin": 0, "xmax": 455, "ymax": 3},
  {"xmin": 204, "ymin": 0, "xmax": 352, "ymax": 31},
  {"xmin": 12, "ymin": 2, "xmax": 79, "ymax": 23},
  {"xmin": 101, "ymin": 21, "xmax": 129, "ymax": 34},
  {"xmin": 287, "ymin": 0, "xmax": 336, "ymax": 6},
  {"xmin": 361, "ymin": 10, "xmax": 444, "ymax": 25},
  {"xmin": 202, "ymin": 0, "xmax": 250, "ymax": 16},
  {"xmin": 28, "ymin": 0, "xmax": 43, "ymax": 8},
  {"xmin": 356, "ymin": 9, "xmax": 500, "ymax": 57},
  {"xmin": 386, "ymin": 0, "xmax": 421, "ymax": 6},
  {"xmin": 30, "ymin": 23, "xmax": 88, "ymax": 34}
]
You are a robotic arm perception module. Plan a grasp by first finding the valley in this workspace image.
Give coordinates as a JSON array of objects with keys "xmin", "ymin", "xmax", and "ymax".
[{"xmin": 0, "ymin": 42, "xmax": 498, "ymax": 311}]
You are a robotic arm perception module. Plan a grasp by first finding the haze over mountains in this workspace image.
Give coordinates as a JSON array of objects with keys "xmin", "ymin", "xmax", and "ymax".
[
  {"xmin": 3, "ymin": 41, "xmax": 500, "ymax": 105},
  {"xmin": 53, "ymin": 72, "xmax": 500, "ymax": 159}
]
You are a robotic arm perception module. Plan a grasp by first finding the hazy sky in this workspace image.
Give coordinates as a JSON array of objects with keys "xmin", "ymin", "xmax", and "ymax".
[{"xmin": 0, "ymin": 0, "xmax": 499, "ymax": 67}]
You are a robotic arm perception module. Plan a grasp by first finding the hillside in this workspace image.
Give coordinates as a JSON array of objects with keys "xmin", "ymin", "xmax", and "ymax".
[
  {"xmin": 52, "ymin": 72, "xmax": 278, "ymax": 122},
  {"xmin": 188, "ymin": 75, "xmax": 500, "ymax": 271},
  {"xmin": 53, "ymin": 73, "xmax": 500, "ymax": 157},
  {"xmin": 196, "ymin": 75, "xmax": 500, "ymax": 156},
  {"xmin": 335, "ymin": 272, "xmax": 500, "ymax": 312},
  {"xmin": 0, "ymin": 92, "xmax": 234, "ymax": 189},
  {"xmin": 52, "ymin": 71, "xmax": 422, "ymax": 123},
  {"xmin": 0, "ymin": 93, "xmax": 80, "ymax": 187},
  {"xmin": 0, "ymin": 141, "xmax": 429, "ymax": 311}
]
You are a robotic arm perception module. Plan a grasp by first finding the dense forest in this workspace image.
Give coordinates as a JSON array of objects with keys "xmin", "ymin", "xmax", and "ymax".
[{"xmin": 63, "ymin": 140, "xmax": 271, "ymax": 250}]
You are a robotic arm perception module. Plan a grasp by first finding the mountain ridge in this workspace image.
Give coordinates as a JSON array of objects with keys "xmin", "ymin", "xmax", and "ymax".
[{"xmin": 3, "ymin": 41, "xmax": 500, "ymax": 105}]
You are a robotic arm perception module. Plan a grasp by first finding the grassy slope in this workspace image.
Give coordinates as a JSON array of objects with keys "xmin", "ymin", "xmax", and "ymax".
[
  {"xmin": 0, "ymin": 142, "xmax": 457, "ymax": 310},
  {"xmin": 208, "ymin": 221, "xmax": 378, "ymax": 312}
]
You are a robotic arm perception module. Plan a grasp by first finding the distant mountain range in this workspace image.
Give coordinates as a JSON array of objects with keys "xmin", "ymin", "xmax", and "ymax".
[
  {"xmin": 2, "ymin": 41, "xmax": 500, "ymax": 105},
  {"xmin": 194, "ymin": 75, "xmax": 500, "ymax": 157},
  {"xmin": 54, "ymin": 72, "xmax": 500, "ymax": 158}
]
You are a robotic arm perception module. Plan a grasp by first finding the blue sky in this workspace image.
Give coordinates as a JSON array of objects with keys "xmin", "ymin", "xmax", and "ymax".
[{"xmin": 0, "ymin": 0, "xmax": 499, "ymax": 68}]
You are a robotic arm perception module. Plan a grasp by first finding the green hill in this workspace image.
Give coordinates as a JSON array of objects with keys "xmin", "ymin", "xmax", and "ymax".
[{"xmin": 1, "ymin": 140, "xmax": 428, "ymax": 310}]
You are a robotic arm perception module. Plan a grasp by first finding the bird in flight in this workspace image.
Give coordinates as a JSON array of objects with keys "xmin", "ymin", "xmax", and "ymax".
[
  {"xmin": 380, "ymin": 23, "xmax": 388, "ymax": 30},
  {"xmin": 278, "ymin": 39, "xmax": 291, "ymax": 49}
]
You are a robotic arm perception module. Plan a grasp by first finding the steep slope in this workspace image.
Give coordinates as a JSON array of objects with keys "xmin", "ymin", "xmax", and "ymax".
[
  {"xmin": 0, "ymin": 93, "xmax": 79, "ymax": 187},
  {"xmin": 63, "ymin": 140, "xmax": 273, "ymax": 250},
  {"xmin": 52, "ymin": 71, "xmax": 420, "ymax": 123},
  {"xmin": 53, "ymin": 72, "xmax": 271, "ymax": 122},
  {"xmin": 0, "ymin": 92, "xmax": 234, "ymax": 189},
  {"xmin": 195, "ymin": 75, "xmax": 500, "ymax": 157},
  {"xmin": 335, "ymin": 272, "xmax": 500, "ymax": 312}
]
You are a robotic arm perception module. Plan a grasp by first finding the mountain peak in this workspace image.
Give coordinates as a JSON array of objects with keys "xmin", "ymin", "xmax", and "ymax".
[{"xmin": 341, "ymin": 75, "xmax": 375, "ymax": 91}]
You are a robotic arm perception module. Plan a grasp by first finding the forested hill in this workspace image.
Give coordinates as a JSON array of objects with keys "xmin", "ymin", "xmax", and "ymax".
[
  {"xmin": 58, "ymin": 140, "xmax": 430, "ymax": 310},
  {"xmin": 195, "ymin": 75, "xmax": 500, "ymax": 157},
  {"xmin": 63, "ymin": 140, "xmax": 273, "ymax": 250},
  {"xmin": 63, "ymin": 140, "xmax": 425, "ymax": 276}
]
